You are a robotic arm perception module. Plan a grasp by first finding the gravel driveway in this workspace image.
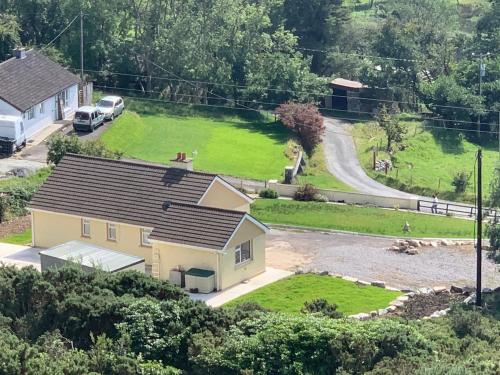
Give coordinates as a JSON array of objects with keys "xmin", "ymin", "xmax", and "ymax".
[{"xmin": 266, "ymin": 228, "xmax": 500, "ymax": 290}]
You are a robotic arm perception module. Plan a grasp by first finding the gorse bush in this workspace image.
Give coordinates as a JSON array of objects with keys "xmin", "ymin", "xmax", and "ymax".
[
  {"xmin": 452, "ymin": 171, "xmax": 470, "ymax": 194},
  {"xmin": 294, "ymin": 183, "xmax": 319, "ymax": 201},
  {"xmin": 259, "ymin": 188, "xmax": 279, "ymax": 199},
  {"xmin": 301, "ymin": 298, "xmax": 343, "ymax": 319}
]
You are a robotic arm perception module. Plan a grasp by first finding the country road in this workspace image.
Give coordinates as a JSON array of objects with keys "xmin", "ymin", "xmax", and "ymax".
[{"xmin": 323, "ymin": 117, "xmax": 416, "ymax": 198}]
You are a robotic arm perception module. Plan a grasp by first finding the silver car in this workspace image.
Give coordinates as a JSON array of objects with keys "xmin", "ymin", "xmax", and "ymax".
[{"xmin": 96, "ymin": 95, "xmax": 125, "ymax": 121}]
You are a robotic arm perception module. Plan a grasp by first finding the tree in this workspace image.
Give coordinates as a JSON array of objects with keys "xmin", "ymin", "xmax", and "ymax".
[
  {"xmin": 275, "ymin": 102, "xmax": 325, "ymax": 152},
  {"xmin": 376, "ymin": 105, "xmax": 406, "ymax": 152}
]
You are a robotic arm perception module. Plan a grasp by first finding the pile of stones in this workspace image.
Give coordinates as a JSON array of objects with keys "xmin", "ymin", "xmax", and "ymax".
[
  {"xmin": 387, "ymin": 239, "xmax": 474, "ymax": 255},
  {"xmin": 374, "ymin": 159, "xmax": 392, "ymax": 172}
]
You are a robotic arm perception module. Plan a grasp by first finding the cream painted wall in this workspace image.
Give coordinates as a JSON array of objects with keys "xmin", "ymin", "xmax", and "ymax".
[
  {"xmin": 219, "ymin": 220, "xmax": 266, "ymax": 290},
  {"xmin": 31, "ymin": 210, "xmax": 154, "ymax": 263},
  {"xmin": 199, "ymin": 179, "xmax": 250, "ymax": 213},
  {"xmin": 154, "ymin": 241, "xmax": 217, "ymax": 283}
]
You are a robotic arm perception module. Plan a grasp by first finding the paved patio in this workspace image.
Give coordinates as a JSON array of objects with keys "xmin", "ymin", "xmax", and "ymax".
[
  {"xmin": 189, "ymin": 267, "xmax": 292, "ymax": 307},
  {"xmin": 0, "ymin": 243, "xmax": 41, "ymax": 270}
]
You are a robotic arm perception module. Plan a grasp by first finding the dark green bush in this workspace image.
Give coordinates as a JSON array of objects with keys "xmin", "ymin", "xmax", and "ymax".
[
  {"xmin": 294, "ymin": 183, "xmax": 319, "ymax": 201},
  {"xmin": 301, "ymin": 298, "xmax": 342, "ymax": 319},
  {"xmin": 258, "ymin": 188, "xmax": 279, "ymax": 199}
]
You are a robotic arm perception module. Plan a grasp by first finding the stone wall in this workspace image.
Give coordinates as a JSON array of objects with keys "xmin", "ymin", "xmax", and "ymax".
[{"xmin": 0, "ymin": 215, "xmax": 30, "ymax": 238}]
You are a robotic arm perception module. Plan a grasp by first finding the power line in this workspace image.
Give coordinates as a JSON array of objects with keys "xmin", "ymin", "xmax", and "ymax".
[
  {"xmin": 41, "ymin": 14, "xmax": 79, "ymax": 50},
  {"xmin": 81, "ymin": 67, "xmax": 500, "ymax": 114},
  {"xmin": 94, "ymin": 84, "xmax": 498, "ymax": 128}
]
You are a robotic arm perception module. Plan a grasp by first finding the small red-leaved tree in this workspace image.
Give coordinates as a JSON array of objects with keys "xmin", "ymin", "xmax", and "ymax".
[{"xmin": 275, "ymin": 102, "xmax": 324, "ymax": 152}]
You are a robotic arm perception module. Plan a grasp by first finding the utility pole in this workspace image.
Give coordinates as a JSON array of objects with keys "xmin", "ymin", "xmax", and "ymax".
[
  {"xmin": 80, "ymin": 10, "xmax": 84, "ymax": 82},
  {"xmin": 476, "ymin": 149, "xmax": 482, "ymax": 307}
]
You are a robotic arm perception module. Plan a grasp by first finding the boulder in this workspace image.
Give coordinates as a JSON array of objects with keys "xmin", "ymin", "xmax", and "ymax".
[
  {"xmin": 396, "ymin": 295, "xmax": 409, "ymax": 302},
  {"xmin": 388, "ymin": 246, "xmax": 400, "ymax": 252},
  {"xmin": 385, "ymin": 286, "xmax": 401, "ymax": 292},
  {"xmin": 439, "ymin": 239, "xmax": 453, "ymax": 246},
  {"xmin": 370, "ymin": 310, "xmax": 378, "ymax": 317},
  {"xmin": 351, "ymin": 313, "xmax": 370, "ymax": 320},
  {"xmin": 371, "ymin": 280, "xmax": 386, "ymax": 288},
  {"xmin": 342, "ymin": 276, "xmax": 358, "ymax": 283},
  {"xmin": 356, "ymin": 280, "xmax": 371, "ymax": 286},
  {"xmin": 450, "ymin": 285, "xmax": 463, "ymax": 294},
  {"xmin": 482, "ymin": 287, "xmax": 493, "ymax": 294},
  {"xmin": 417, "ymin": 287, "xmax": 433, "ymax": 295},
  {"xmin": 429, "ymin": 242, "xmax": 438, "ymax": 247},
  {"xmin": 319, "ymin": 271, "xmax": 329, "ymax": 276},
  {"xmin": 462, "ymin": 286, "xmax": 476, "ymax": 295},
  {"xmin": 408, "ymin": 239, "xmax": 420, "ymax": 247},
  {"xmin": 377, "ymin": 308, "xmax": 388, "ymax": 316},
  {"xmin": 398, "ymin": 244, "xmax": 408, "ymax": 251},
  {"xmin": 389, "ymin": 300, "xmax": 405, "ymax": 308},
  {"xmin": 405, "ymin": 249, "xmax": 419, "ymax": 255},
  {"xmin": 386, "ymin": 305, "xmax": 397, "ymax": 312},
  {"xmin": 433, "ymin": 286, "xmax": 448, "ymax": 294}
]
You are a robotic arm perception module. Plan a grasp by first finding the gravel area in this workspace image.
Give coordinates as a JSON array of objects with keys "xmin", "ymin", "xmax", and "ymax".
[{"xmin": 266, "ymin": 229, "xmax": 500, "ymax": 290}]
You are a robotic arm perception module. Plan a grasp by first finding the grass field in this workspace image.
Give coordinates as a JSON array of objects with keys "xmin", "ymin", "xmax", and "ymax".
[
  {"xmin": 224, "ymin": 274, "xmax": 402, "ymax": 315},
  {"xmin": 351, "ymin": 120, "xmax": 497, "ymax": 203},
  {"xmin": 251, "ymin": 199, "xmax": 476, "ymax": 238},
  {"xmin": 0, "ymin": 228, "xmax": 32, "ymax": 245},
  {"xmin": 100, "ymin": 97, "xmax": 350, "ymax": 187}
]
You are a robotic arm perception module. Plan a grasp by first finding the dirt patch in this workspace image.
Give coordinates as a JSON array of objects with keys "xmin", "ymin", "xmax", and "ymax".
[
  {"xmin": 0, "ymin": 215, "xmax": 31, "ymax": 238},
  {"xmin": 266, "ymin": 240, "xmax": 313, "ymax": 270},
  {"xmin": 387, "ymin": 293, "xmax": 466, "ymax": 320}
]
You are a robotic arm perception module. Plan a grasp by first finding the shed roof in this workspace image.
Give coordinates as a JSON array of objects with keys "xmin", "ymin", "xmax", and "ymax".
[
  {"xmin": 330, "ymin": 78, "xmax": 364, "ymax": 90},
  {"xmin": 0, "ymin": 49, "xmax": 80, "ymax": 112},
  {"xmin": 39, "ymin": 240, "xmax": 145, "ymax": 272}
]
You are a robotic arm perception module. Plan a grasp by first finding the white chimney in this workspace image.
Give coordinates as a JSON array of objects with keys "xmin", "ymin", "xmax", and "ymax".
[
  {"xmin": 170, "ymin": 151, "xmax": 193, "ymax": 171},
  {"xmin": 14, "ymin": 47, "xmax": 26, "ymax": 60}
]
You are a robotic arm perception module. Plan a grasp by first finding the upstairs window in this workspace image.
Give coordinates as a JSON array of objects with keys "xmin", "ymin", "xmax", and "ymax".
[{"xmin": 235, "ymin": 240, "xmax": 252, "ymax": 265}]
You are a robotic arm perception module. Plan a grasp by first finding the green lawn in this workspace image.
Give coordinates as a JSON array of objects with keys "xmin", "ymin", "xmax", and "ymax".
[
  {"xmin": 251, "ymin": 199, "xmax": 476, "ymax": 238},
  {"xmin": 224, "ymin": 274, "xmax": 402, "ymax": 315},
  {"xmin": 101, "ymin": 101, "xmax": 292, "ymax": 180},
  {"xmin": 0, "ymin": 228, "xmax": 32, "ymax": 245},
  {"xmin": 351, "ymin": 120, "xmax": 498, "ymax": 203}
]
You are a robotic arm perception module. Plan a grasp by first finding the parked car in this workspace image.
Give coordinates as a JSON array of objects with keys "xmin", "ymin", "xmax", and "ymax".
[
  {"xmin": 73, "ymin": 106, "xmax": 105, "ymax": 132},
  {"xmin": 0, "ymin": 115, "xmax": 27, "ymax": 155},
  {"xmin": 96, "ymin": 96, "xmax": 125, "ymax": 121}
]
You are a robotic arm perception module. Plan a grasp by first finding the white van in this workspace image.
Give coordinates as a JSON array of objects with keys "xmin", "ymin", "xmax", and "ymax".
[{"xmin": 0, "ymin": 115, "xmax": 27, "ymax": 155}]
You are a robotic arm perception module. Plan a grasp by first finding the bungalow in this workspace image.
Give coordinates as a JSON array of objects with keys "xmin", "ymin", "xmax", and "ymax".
[
  {"xmin": 0, "ymin": 48, "xmax": 80, "ymax": 138},
  {"xmin": 28, "ymin": 153, "xmax": 268, "ymax": 291}
]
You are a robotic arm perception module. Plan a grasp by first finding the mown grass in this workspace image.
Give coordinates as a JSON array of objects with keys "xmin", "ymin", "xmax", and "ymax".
[
  {"xmin": 0, "ymin": 168, "xmax": 52, "ymax": 191},
  {"xmin": 351, "ymin": 120, "xmax": 497, "ymax": 203},
  {"xmin": 0, "ymin": 228, "xmax": 32, "ymax": 245},
  {"xmin": 251, "ymin": 199, "xmax": 476, "ymax": 238},
  {"xmin": 224, "ymin": 274, "xmax": 402, "ymax": 315},
  {"xmin": 101, "ymin": 102, "xmax": 293, "ymax": 180}
]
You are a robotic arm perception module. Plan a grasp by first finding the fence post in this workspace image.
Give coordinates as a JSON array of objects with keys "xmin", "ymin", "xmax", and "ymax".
[
  {"xmin": 446, "ymin": 204, "xmax": 449, "ymax": 215},
  {"xmin": 417, "ymin": 200, "xmax": 420, "ymax": 211}
]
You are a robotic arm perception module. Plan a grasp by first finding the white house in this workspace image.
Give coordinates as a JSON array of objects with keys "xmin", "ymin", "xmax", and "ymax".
[{"xmin": 0, "ymin": 48, "xmax": 80, "ymax": 138}]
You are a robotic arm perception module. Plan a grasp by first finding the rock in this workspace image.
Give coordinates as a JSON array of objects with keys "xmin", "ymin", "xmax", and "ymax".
[
  {"xmin": 462, "ymin": 286, "xmax": 476, "ymax": 295},
  {"xmin": 388, "ymin": 246, "xmax": 400, "ymax": 252},
  {"xmin": 418, "ymin": 240, "xmax": 426, "ymax": 246},
  {"xmin": 356, "ymin": 280, "xmax": 371, "ymax": 286},
  {"xmin": 429, "ymin": 241, "xmax": 438, "ymax": 247},
  {"xmin": 386, "ymin": 305, "xmax": 397, "ymax": 312},
  {"xmin": 401, "ymin": 288, "xmax": 415, "ymax": 293},
  {"xmin": 439, "ymin": 239, "xmax": 452, "ymax": 246},
  {"xmin": 319, "ymin": 271, "xmax": 329, "ymax": 276},
  {"xmin": 433, "ymin": 286, "xmax": 448, "ymax": 294},
  {"xmin": 405, "ymin": 249, "xmax": 419, "ymax": 255},
  {"xmin": 398, "ymin": 245, "xmax": 408, "ymax": 251},
  {"xmin": 342, "ymin": 276, "xmax": 358, "ymax": 283},
  {"xmin": 450, "ymin": 285, "xmax": 463, "ymax": 294},
  {"xmin": 482, "ymin": 287, "xmax": 493, "ymax": 294},
  {"xmin": 389, "ymin": 300, "xmax": 405, "ymax": 308},
  {"xmin": 371, "ymin": 280, "xmax": 386, "ymax": 288},
  {"xmin": 386, "ymin": 286, "xmax": 401, "ymax": 292},
  {"xmin": 351, "ymin": 313, "xmax": 370, "ymax": 320},
  {"xmin": 396, "ymin": 296, "xmax": 409, "ymax": 302},
  {"xmin": 408, "ymin": 239, "xmax": 420, "ymax": 247},
  {"xmin": 405, "ymin": 292, "xmax": 416, "ymax": 298},
  {"xmin": 370, "ymin": 310, "xmax": 378, "ymax": 317},
  {"xmin": 417, "ymin": 287, "xmax": 433, "ymax": 295},
  {"xmin": 377, "ymin": 308, "xmax": 388, "ymax": 316}
]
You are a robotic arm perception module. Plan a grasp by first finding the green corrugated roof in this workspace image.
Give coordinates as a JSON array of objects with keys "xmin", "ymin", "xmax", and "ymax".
[{"xmin": 185, "ymin": 268, "xmax": 215, "ymax": 278}]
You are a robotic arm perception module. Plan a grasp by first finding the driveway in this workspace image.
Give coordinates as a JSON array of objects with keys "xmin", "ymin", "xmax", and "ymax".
[{"xmin": 266, "ymin": 228, "xmax": 500, "ymax": 290}]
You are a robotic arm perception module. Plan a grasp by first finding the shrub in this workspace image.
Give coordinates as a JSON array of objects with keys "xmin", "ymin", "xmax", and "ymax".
[
  {"xmin": 301, "ymin": 298, "xmax": 342, "ymax": 319},
  {"xmin": 258, "ymin": 189, "xmax": 278, "ymax": 199},
  {"xmin": 47, "ymin": 133, "xmax": 122, "ymax": 165},
  {"xmin": 294, "ymin": 183, "xmax": 319, "ymax": 201},
  {"xmin": 275, "ymin": 102, "xmax": 325, "ymax": 152},
  {"xmin": 452, "ymin": 171, "xmax": 470, "ymax": 193}
]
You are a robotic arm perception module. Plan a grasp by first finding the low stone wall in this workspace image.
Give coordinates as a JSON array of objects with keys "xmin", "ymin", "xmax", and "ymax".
[
  {"xmin": 0, "ymin": 215, "xmax": 31, "ymax": 238},
  {"xmin": 268, "ymin": 181, "xmax": 418, "ymax": 210}
]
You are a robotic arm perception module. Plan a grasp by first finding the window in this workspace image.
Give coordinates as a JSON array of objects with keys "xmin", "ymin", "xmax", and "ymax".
[
  {"xmin": 141, "ymin": 228, "xmax": 152, "ymax": 246},
  {"xmin": 107, "ymin": 223, "xmax": 117, "ymax": 241},
  {"xmin": 81, "ymin": 219, "xmax": 91, "ymax": 237},
  {"xmin": 61, "ymin": 89, "xmax": 69, "ymax": 107},
  {"xmin": 27, "ymin": 107, "xmax": 35, "ymax": 120},
  {"xmin": 39, "ymin": 102, "xmax": 45, "ymax": 114},
  {"xmin": 235, "ymin": 240, "xmax": 252, "ymax": 265}
]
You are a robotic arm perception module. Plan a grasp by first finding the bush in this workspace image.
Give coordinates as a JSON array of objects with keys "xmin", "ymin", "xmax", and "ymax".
[
  {"xmin": 294, "ymin": 183, "xmax": 319, "ymax": 201},
  {"xmin": 301, "ymin": 298, "xmax": 343, "ymax": 319},
  {"xmin": 258, "ymin": 189, "xmax": 278, "ymax": 199},
  {"xmin": 452, "ymin": 171, "xmax": 470, "ymax": 193},
  {"xmin": 47, "ymin": 133, "xmax": 122, "ymax": 165}
]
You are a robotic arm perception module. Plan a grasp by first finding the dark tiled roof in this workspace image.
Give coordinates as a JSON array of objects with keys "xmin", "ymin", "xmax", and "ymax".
[
  {"xmin": 0, "ymin": 49, "xmax": 80, "ymax": 111},
  {"xmin": 29, "ymin": 154, "xmax": 217, "ymax": 228},
  {"xmin": 151, "ymin": 202, "xmax": 245, "ymax": 250}
]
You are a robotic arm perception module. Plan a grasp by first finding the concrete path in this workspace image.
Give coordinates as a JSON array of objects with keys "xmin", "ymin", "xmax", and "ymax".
[
  {"xmin": 189, "ymin": 267, "xmax": 292, "ymax": 307},
  {"xmin": 0, "ymin": 243, "xmax": 41, "ymax": 270},
  {"xmin": 266, "ymin": 229, "xmax": 500, "ymax": 290}
]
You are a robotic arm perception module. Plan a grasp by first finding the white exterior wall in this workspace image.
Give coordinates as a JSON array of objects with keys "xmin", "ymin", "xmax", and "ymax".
[{"xmin": 0, "ymin": 84, "xmax": 79, "ymax": 139}]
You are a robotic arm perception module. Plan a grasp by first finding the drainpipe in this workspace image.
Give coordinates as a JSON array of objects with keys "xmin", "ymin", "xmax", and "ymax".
[{"xmin": 216, "ymin": 252, "xmax": 221, "ymax": 291}]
